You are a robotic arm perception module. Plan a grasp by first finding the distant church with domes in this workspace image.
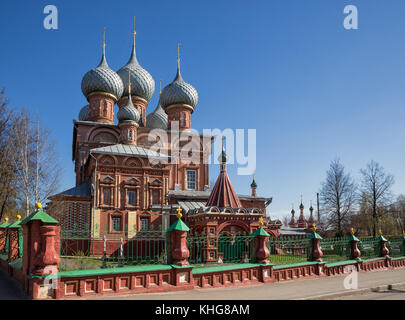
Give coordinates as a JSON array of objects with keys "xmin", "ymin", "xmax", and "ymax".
[{"xmin": 48, "ymin": 18, "xmax": 282, "ymax": 241}]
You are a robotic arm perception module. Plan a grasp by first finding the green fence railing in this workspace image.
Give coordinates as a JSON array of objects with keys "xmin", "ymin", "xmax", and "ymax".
[
  {"xmin": 187, "ymin": 232, "xmax": 256, "ymax": 265},
  {"xmin": 358, "ymin": 237, "xmax": 380, "ymax": 260},
  {"xmin": 59, "ymin": 229, "xmax": 168, "ymax": 271},
  {"xmin": 267, "ymin": 236, "xmax": 311, "ymax": 265},
  {"xmin": 386, "ymin": 237, "xmax": 405, "ymax": 258},
  {"xmin": 319, "ymin": 237, "xmax": 351, "ymax": 263}
]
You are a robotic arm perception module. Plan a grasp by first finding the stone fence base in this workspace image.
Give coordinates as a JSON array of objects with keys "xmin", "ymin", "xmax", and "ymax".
[{"xmin": 1, "ymin": 256, "xmax": 405, "ymax": 299}]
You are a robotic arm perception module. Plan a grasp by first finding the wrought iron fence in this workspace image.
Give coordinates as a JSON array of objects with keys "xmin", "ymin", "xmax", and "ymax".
[
  {"xmin": 387, "ymin": 237, "xmax": 405, "ymax": 258},
  {"xmin": 319, "ymin": 237, "xmax": 351, "ymax": 263},
  {"xmin": 0, "ymin": 230, "xmax": 8, "ymax": 254},
  {"xmin": 358, "ymin": 237, "xmax": 380, "ymax": 260},
  {"xmin": 267, "ymin": 236, "xmax": 311, "ymax": 265},
  {"xmin": 59, "ymin": 228, "xmax": 167, "ymax": 271},
  {"xmin": 187, "ymin": 232, "xmax": 256, "ymax": 264}
]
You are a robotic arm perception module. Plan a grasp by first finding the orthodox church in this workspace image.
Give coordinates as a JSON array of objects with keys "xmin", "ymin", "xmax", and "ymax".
[
  {"xmin": 47, "ymin": 20, "xmax": 282, "ymax": 238},
  {"xmin": 278, "ymin": 198, "xmax": 319, "ymax": 236}
]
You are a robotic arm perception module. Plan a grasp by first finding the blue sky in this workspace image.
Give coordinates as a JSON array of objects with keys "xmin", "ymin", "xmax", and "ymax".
[{"xmin": 1, "ymin": 0, "xmax": 405, "ymax": 220}]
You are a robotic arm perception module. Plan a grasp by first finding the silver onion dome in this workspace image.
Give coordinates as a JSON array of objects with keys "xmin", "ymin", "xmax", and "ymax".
[
  {"xmin": 117, "ymin": 96, "xmax": 140, "ymax": 123},
  {"xmin": 117, "ymin": 36, "xmax": 155, "ymax": 101},
  {"xmin": 160, "ymin": 62, "xmax": 198, "ymax": 111},
  {"xmin": 78, "ymin": 104, "xmax": 90, "ymax": 121},
  {"xmin": 146, "ymin": 101, "xmax": 168, "ymax": 130},
  {"xmin": 81, "ymin": 52, "xmax": 124, "ymax": 101}
]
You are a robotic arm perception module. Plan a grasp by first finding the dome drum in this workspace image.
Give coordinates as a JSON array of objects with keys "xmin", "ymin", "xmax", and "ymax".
[
  {"xmin": 165, "ymin": 105, "xmax": 192, "ymax": 130},
  {"xmin": 88, "ymin": 93, "xmax": 116, "ymax": 123},
  {"xmin": 118, "ymin": 121, "xmax": 139, "ymax": 145}
]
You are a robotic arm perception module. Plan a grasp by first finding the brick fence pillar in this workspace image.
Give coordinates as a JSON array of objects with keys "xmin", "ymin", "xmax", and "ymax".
[
  {"xmin": 348, "ymin": 228, "xmax": 361, "ymax": 261},
  {"xmin": 168, "ymin": 207, "xmax": 190, "ymax": 266},
  {"xmin": 33, "ymin": 225, "xmax": 61, "ymax": 275},
  {"xmin": 21, "ymin": 203, "xmax": 60, "ymax": 299},
  {"xmin": 251, "ymin": 217, "xmax": 270, "ymax": 264},
  {"xmin": 309, "ymin": 224, "xmax": 323, "ymax": 262},
  {"xmin": 377, "ymin": 230, "xmax": 389, "ymax": 258}
]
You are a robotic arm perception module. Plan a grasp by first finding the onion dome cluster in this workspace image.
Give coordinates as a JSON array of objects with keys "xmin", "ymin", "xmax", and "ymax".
[{"xmin": 78, "ymin": 26, "xmax": 199, "ymax": 128}]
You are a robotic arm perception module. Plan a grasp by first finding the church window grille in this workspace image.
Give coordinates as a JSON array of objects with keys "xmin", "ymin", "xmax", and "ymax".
[
  {"xmin": 112, "ymin": 217, "xmax": 121, "ymax": 232},
  {"xmin": 180, "ymin": 112, "xmax": 186, "ymax": 127},
  {"xmin": 128, "ymin": 190, "xmax": 136, "ymax": 206},
  {"xmin": 103, "ymin": 189, "xmax": 110, "ymax": 205},
  {"xmin": 140, "ymin": 218, "xmax": 149, "ymax": 231},
  {"xmin": 186, "ymin": 170, "xmax": 196, "ymax": 190}
]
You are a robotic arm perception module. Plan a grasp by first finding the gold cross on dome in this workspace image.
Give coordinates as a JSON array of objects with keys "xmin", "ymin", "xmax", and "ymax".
[
  {"xmin": 176, "ymin": 206, "xmax": 182, "ymax": 219},
  {"xmin": 103, "ymin": 27, "xmax": 106, "ymax": 50},
  {"xmin": 177, "ymin": 43, "xmax": 181, "ymax": 63},
  {"xmin": 133, "ymin": 11, "xmax": 136, "ymax": 37}
]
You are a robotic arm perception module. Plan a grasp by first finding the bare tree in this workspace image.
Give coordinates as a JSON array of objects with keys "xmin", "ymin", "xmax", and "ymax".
[
  {"xmin": 360, "ymin": 160, "xmax": 394, "ymax": 237},
  {"xmin": 12, "ymin": 110, "xmax": 61, "ymax": 216},
  {"xmin": 0, "ymin": 88, "xmax": 18, "ymax": 221},
  {"xmin": 320, "ymin": 158, "xmax": 357, "ymax": 237}
]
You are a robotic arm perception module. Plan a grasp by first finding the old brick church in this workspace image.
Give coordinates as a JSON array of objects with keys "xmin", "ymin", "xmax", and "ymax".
[{"xmin": 48, "ymin": 24, "xmax": 282, "ymax": 238}]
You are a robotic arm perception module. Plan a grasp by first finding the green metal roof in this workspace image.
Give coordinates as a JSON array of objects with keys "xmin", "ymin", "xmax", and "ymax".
[
  {"xmin": 377, "ymin": 235, "xmax": 387, "ymax": 242},
  {"xmin": 21, "ymin": 209, "xmax": 59, "ymax": 225},
  {"xmin": 308, "ymin": 232, "xmax": 323, "ymax": 240},
  {"xmin": 347, "ymin": 234, "xmax": 360, "ymax": 242},
  {"xmin": 167, "ymin": 219, "xmax": 190, "ymax": 232},
  {"xmin": 8, "ymin": 220, "xmax": 22, "ymax": 229},
  {"xmin": 250, "ymin": 227, "xmax": 270, "ymax": 237},
  {"xmin": 0, "ymin": 221, "xmax": 11, "ymax": 228}
]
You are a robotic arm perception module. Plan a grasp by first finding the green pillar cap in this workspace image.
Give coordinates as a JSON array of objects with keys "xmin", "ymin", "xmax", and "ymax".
[
  {"xmin": 348, "ymin": 234, "xmax": 360, "ymax": 242},
  {"xmin": 21, "ymin": 207, "xmax": 58, "ymax": 225},
  {"xmin": 0, "ymin": 221, "xmax": 11, "ymax": 228},
  {"xmin": 377, "ymin": 235, "xmax": 387, "ymax": 242},
  {"xmin": 8, "ymin": 220, "xmax": 22, "ymax": 229},
  {"xmin": 309, "ymin": 232, "xmax": 322, "ymax": 240},
  {"xmin": 167, "ymin": 219, "xmax": 190, "ymax": 232},
  {"xmin": 250, "ymin": 227, "xmax": 270, "ymax": 237}
]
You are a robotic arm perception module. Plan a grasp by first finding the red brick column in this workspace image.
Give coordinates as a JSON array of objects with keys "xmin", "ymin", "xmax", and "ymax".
[
  {"xmin": 378, "ymin": 231, "xmax": 390, "ymax": 258},
  {"xmin": 33, "ymin": 225, "xmax": 61, "ymax": 275},
  {"xmin": 171, "ymin": 229, "xmax": 190, "ymax": 266},
  {"xmin": 168, "ymin": 207, "xmax": 190, "ymax": 266},
  {"xmin": 251, "ymin": 218, "xmax": 270, "ymax": 264},
  {"xmin": 309, "ymin": 224, "xmax": 323, "ymax": 262},
  {"xmin": 255, "ymin": 233, "xmax": 270, "ymax": 264},
  {"xmin": 348, "ymin": 229, "xmax": 361, "ymax": 261}
]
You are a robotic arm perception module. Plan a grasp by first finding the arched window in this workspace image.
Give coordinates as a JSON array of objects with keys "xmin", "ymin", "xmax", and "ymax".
[
  {"xmin": 103, "ymin": 101, "xmax": 108, "ymax": 117},
  {"xmin": 128, "ymin": 129, "xmax": 133, "ymax": 141},
  {"xmin": 180, "ymin": 112, "xmax": 187, "ymax": 127}
]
